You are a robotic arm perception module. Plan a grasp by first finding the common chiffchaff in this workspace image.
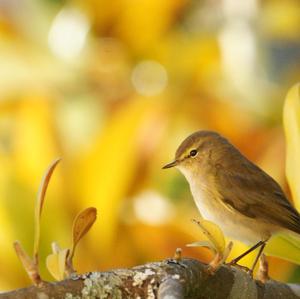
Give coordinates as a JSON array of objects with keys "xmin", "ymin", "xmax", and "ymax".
[{"xmin": 163, "ymin": 131, "xmax": 300, "ymax": 266}]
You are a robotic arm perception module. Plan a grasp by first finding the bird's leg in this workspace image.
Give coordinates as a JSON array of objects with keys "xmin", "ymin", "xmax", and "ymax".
[
  {"xmin": 249, "ymin": 242, "xmax": 266, "ymax": 275},
  {"xmin": 228, "ymin": 240, "xmax": 265, "ymax": 265}
]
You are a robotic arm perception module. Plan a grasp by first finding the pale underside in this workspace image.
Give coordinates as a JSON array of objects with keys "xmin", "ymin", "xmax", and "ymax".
[{"xmin": 178, "ymin": 165, "xmax": 281, "ymax": 245}]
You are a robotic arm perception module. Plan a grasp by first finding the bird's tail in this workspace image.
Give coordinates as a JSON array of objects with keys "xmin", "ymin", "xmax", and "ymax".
[{"xmin": 266, "ymin": 232, "xmax": 300, "ymax": 265}]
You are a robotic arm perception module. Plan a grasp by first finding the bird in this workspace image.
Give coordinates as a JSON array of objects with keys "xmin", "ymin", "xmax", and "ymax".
[{"xmin": 163, "ymin": 130, "xmax": 300, "ymax": 271}]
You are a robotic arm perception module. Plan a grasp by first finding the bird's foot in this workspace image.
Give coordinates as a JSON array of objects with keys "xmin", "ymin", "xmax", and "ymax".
[
  {"xmin": 256, "ymin": 254, "xmax": 269, "ymax": 283},
  {"xmin": 227, "ymin": 258, "xmax": 239, "ymax": 266},
  {"xmin": 227, "ymin": 260, "xmax": 252, "ymax": 273}
]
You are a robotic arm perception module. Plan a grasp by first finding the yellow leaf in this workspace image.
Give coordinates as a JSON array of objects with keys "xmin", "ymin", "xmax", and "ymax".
[
  {"xmin": 34, "ymin": 158, "xmax": 61, "ymax": 260},
  {"xmin": 69, "ymin": 207, "xmax": 97, "ymax": 262},
  {"xmin": 187, "ymin": 240, "xmax": 217, "ymax": 253},
  {"xmin": 191, "ymin": 218, "xmax": 226, "ymax": 254},
  {"xmin": 283, "ymin": 83, "xmax": 300, "ymax": 210},
  {"xmin": 222, "ymin": 241, "xmax": 234, "ymax": 263},
  {"xmin": 46, "ymin": 248, "xmax": 69, "ymax": 281}
]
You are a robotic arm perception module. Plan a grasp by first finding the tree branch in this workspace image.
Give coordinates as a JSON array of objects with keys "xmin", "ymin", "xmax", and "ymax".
[{"xmin": 1, "ymin": 258, "xmax": 299, "ymax": 299}]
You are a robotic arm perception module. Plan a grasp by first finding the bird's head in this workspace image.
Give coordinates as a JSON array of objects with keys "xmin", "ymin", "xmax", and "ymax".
[{"xmin": 163, "ymin": 131, "xmax": 229, "ymax": 176}]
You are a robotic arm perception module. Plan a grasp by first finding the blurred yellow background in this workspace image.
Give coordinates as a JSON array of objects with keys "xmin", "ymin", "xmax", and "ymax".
[{"xmin": 1, "ymin": 0, "xmax": 300, "ymax": 290}]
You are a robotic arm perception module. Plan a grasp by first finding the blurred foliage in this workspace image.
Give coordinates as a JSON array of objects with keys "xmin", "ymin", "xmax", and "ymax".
[
  {"xmin": 1, "ymin": 0, "xmax": 300, "ymax": 290},
  {"xmin": 284, "ymin": 83, "xmax": 300, "ymax": 211}
]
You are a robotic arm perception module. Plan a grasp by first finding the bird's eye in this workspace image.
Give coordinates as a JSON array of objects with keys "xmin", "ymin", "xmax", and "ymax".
[{"xmin": 190, "ymin": 149, "xmax": 198, "ymax": 157}]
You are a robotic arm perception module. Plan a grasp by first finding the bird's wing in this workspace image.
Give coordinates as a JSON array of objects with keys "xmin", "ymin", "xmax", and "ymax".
[{"xmin": 214, "ymin": 161, "xmax": 300, "ymax": 234}]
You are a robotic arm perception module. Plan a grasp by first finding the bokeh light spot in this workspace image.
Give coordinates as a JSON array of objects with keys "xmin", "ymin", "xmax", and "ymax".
[
  {"xmin": 134, "ymin": 191, "xmax": 174, "ymax": 225},
  {"xmin": 218, "ymin": 20, "xmax": 256, "ymax": 87},
  {"xmin": 131, "ymin": 60, "xmax": 168, "ymax": 96},
  {"xmin": 48, "ymin": 8, "xmax": 90, "ymax": 61}
]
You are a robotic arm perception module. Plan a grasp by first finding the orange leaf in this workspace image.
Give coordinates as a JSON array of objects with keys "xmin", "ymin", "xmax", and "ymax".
[
  {"xmin": 69, "ymin": 207, "xmax": 97, "ymax": 262},
  {"xmin": 34, "ymin": 158, "xmax": 61, "ymax": 260}
]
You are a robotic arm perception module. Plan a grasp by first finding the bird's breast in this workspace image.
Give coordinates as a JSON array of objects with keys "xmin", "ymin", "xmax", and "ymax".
[
  {"xmin": 188, "ymin": 179, "xmax": 272, "ymax": 244},
  {"xmin": 189, "ymin": 179, "xmax": 221, "ymax": 221}
]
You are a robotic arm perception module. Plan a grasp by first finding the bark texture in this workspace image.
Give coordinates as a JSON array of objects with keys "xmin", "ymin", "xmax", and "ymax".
[{"xmin": 1, "ymin": 258, "xmax": 299, "ymax": 299}]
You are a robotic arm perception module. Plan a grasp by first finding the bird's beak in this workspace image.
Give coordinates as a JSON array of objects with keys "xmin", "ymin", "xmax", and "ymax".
[{"xmin": 162, "ymin": 160, "xmax": 178, "ymax": 169}]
